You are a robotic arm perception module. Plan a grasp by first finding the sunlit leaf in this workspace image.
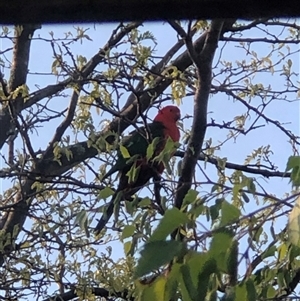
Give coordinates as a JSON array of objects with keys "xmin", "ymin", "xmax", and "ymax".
[
  {"xmin": 122, "ymin": 225, "xmax": 136, "ymax": 240},
  {"xmin": 126, "ymin": 163, "xmax": 140, "ymax": 184},
  {"xmin": 138, "ymin": 275, "xmax": 167, "ymax": 301},
  {"xmin": 288, "ymin": 196, "xmax": 300, "ymax": 247},
  {"xmin": 164, "ymin": 263, "xmax": 181, "ymax": 301},
  {"xmin": 146, "ymin": 137, "xmax": 160, "ymax": 160},
  {"xmin": 124, "ymin": 241, "xmax": 132, "ymax": 256},
  {"xmin": 234, "ymin": 283, "xmax": 247, "ymax": 301},
  {"xmin": 120, "ymin": 145, "xmax": 131, "ymax": 158},
  {"xmin": 278, "ymin": 243, "xmax": 288, "ymax": 261},
  {"xmin": 266, "ymin": 286, "xmax": 276, "ymax": 298}
]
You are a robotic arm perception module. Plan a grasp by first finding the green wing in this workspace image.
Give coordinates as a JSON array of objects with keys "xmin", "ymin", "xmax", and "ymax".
[{"xmin": 102, "ymin": 121, "xmax": 165, "ymax": 179}]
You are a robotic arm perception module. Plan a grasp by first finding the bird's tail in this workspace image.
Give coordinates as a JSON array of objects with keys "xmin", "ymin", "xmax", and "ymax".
[{"xmin": 94, "ymin": 191, "xmax": 122, "ymax": 235}]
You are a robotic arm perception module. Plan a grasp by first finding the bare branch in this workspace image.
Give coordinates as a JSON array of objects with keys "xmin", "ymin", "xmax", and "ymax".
[
  {"xmin": 219, "ymin": 86, "xmax": 300, "ymax": 145},
  {"xmin": 221, "ymin": 36, "xmax": 300, "ymax": 44},
  {"xmin": 175, "ymin": 151, "xmax": 292, "ymax": 178},
  {"xmin": 0, "ymin": 25, "xmax": 40, "ymax": 151},
  {"xmin": 8, "ymin": 24, "xmax": 41, "ymax": 93},
  {"xmin": 43, "ymin": 87, "xmax": 80, "ymax": 159},
  {"xmin": 174, "ymin": 20, "xmax": 224, "ymax": 212}
]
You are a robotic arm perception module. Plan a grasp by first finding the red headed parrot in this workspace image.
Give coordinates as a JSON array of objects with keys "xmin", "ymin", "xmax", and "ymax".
[{"xmin": 94, "ymin": 105, "xmax": 181, "ymax": 234}]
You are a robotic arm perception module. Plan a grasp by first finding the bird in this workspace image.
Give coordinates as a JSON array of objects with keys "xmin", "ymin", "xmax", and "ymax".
[{"xmin": 94, "ymin": 105, "xmax": 181, "ymax": 234}]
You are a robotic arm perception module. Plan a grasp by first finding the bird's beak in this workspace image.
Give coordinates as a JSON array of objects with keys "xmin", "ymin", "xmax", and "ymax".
[{"xmin": 176, "ymin": 111, "xmax": 181, "ymax": 121}]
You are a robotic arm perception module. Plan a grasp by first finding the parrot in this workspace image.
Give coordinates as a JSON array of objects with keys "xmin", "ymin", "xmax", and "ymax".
[{"xmin": 94, "ymin": 105, "xmax": 181, "ymax": 234}]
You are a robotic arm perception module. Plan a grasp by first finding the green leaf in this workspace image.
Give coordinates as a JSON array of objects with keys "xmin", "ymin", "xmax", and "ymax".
[
  {"xmin": 232, "ymin": 184, "xmax": 241, "ymax": 201},
  {"xmin": 98, "ymin": 187, "xmax": 114, "ymax": 199},
  {"xmin": 180, "ymin": 263, "xmax": 198, "ymax": 301},
  {"xmin": 266, "ymin": 286, "xmax": 276, "ymax": 298},
  {"xmin": 277, "ymin": 269, "xmax": 285, "ymax": 288},
  {"xmin": 226, "ymin": 240, "xmax": 238, "ymax": 285},
  {"xmin": 286, "ymin": 156, "xmax": 300, "ymax": 186},
  {"xmin": 291, "ymin": 166, "xmax": 300, "ymax": 187},
  {"xmin": 180, "ymin": 252, "xmax": 217, "ymax": 301},
  {"xmin": 124, "ymin": 241, "xmax": 132, "ymax": 256},
  {"xmin": 235, "ymin": 283, "xmax": 247, "ymax": 301},
  {"xmin": 149, "ymin": 208, "xmax": 189, "ymax": 242},
  {"xmin": 138, "ymin": 197, "xmax": 152, "ymax": 207},
  {"xmin": 196, "ymin": 259, "xmax": 217, "ymax": 301},
  {"xmin": 125, "ymin": 198, "xmax": 135, "ymax": 215},
  {"xmin": 126, "ymin": 163, "xmax": 140, "ymax": 184},
  {"xmin": 278, "ymin": 243, "xmax": 288, "ymax": 261},
  {"xmin": 288, "ymin": 244, "xmax": 300, "ymax": 261},
  {"xmin": 261, "ymin": 245, "xmax": 277, "ymax": 259},
  {"xmin": 246, "ymin": 178, "xmax": 256, "ymax": 193},
  {"xmin": 122, "ymin": 225, "xmax": 135, "ymax": 240},
  {"xmin": 138, "ymin": 275, "xmax": 167, "ymax": 301},
  {"xmin": 164, "ymin": 137, "xmax": 177, "ymax": 153},
  {"xmin": 164, "ymin": 263, "xmax": 181, "ymax": 301},
  {"xmin": 209, "ymin": 229, "xmax": 234, "ymax": 272},
  {"xmin": 286, "ymin": 155, "xmax": 299, "ymax": 170},
  {"xmin": 220, "ymin": 201, "xmax": 241, "ymax": 226},
  {"xmin": 120, "ymin": 145, "xmax": 131, "ymax": 158},
  {"xmin": 288, "ymin": 196, "xmax": 300, "ymax": 247},
  {"xmin": 182, "ymin": 189, "xmax": 198, "ymax": 207},
  {"xmin": 74, "ymin": 210, "xmax": 88, "ymax": 234},
  {"xmin": 245, "ymin": 278, "xmax": 256, "ymax": 301},
  {"xmin": 209, "ymin": 204, "xmax": 220, "ymax": 222},
  {"xmin": 146, "ymin": 137, "xmax": 160, "ymax": 160},
  {"xmin": 252, "ymin": 225, "xmax": 263, "ymax": 242},
  {"xmin": 135, "ymin": 240, "xmax": 183, "ymax": 278}
]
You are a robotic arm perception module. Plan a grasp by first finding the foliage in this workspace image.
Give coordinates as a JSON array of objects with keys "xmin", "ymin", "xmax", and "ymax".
[{"xmin": 0, "ymin": 20, "xmax": 299, "ymax": 301}]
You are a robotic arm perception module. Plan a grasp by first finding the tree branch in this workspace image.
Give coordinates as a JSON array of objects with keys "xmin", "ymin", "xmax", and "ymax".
[
  {"xmin": 174, "ymin": 20, "xmax": 224, "ymax": 213},
  {"xmin": 43, "ymin": 87, "xmax": 80, "ymax": 159},
  {"xmin": 43, "ymin": 287, "xmax": 133, "ymax": 301},
  {"xmin": 175, "ymin": 151, "xmax": 292, "ymax": 178},
  {"xmin": 0, "ymin": 25, "xmax": 40, "ymax": 150},
  {"xmin": 218, "ymin": 86, "xmax": 300, "ymax": 145},
  {"xmin": 8, "ymin": 24, "xmax": 41, "ymax": 92}
]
